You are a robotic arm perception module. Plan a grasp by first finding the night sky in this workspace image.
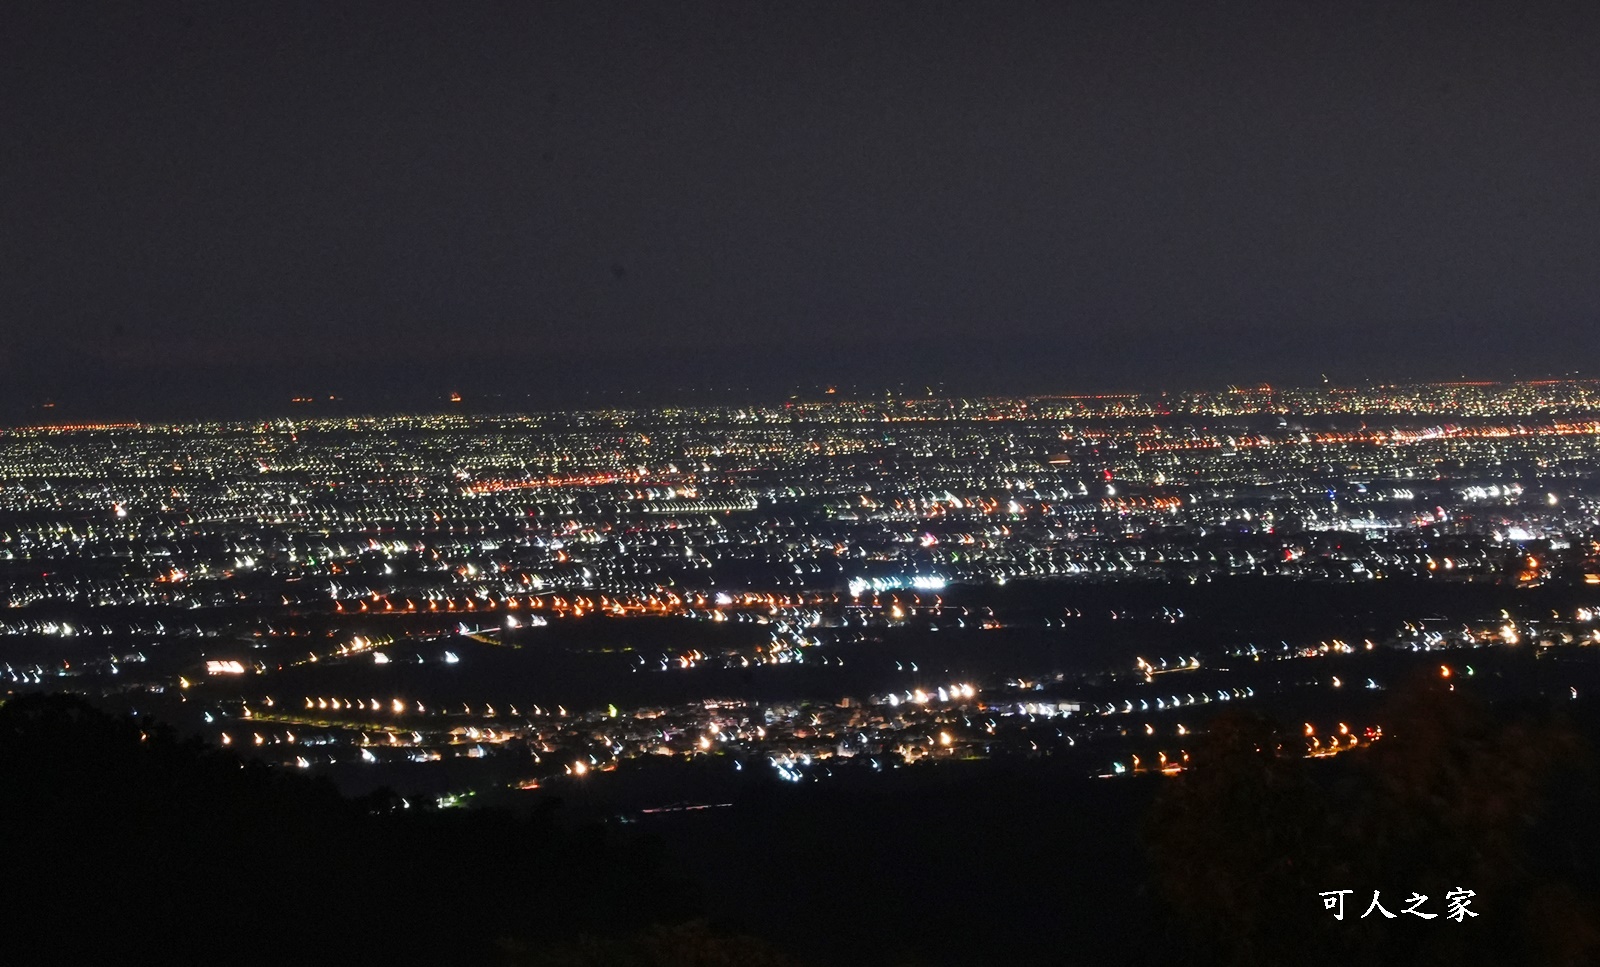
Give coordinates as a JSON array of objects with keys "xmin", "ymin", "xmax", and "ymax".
[{"xmin": 5, "ymin": 1, "xmax": 1599, "ymax": 418}]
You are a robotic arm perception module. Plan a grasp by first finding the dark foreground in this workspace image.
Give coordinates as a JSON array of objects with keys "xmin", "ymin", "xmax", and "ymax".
[{"xmin": 5, "ymin": 687, "xmax": 1598, "ymax": 967}]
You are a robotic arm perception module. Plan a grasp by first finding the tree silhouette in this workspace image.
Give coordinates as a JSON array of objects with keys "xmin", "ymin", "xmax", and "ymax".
[
  {"xmin": 1144, "ymin": 679, "xmax": 1599, "ymax": 967},
  {"xmin": 1143, "ymin": 709, "xmax": 1340, "ymax": 966}
]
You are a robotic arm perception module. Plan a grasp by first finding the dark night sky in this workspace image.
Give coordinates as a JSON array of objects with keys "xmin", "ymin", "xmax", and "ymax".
[{"xmin": 4, "ymin": 1, "xmax": 1599, "ymax": 418}]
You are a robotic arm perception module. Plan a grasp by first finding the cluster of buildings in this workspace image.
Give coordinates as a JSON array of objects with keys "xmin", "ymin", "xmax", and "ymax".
[{"xmin": 3, "ymin": 380, "xmax": 1600, "ymax": 802}]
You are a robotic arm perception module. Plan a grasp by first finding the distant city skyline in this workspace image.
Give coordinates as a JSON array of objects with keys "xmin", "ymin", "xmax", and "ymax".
[{"xmin": 11, "ymin": 371, "xmax": 1600, "ymax": 427}]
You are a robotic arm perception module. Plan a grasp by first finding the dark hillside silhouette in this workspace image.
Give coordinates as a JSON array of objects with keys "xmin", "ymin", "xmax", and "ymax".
[{"xmin": 1145, "ymin": 680, "xmax": 1600, "ymax": 967}]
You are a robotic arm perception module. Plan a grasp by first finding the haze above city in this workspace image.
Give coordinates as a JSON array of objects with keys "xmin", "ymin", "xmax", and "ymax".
[{"xmin": 6, "ymin": 0, "xmax": 1600, "ymax": 420}]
